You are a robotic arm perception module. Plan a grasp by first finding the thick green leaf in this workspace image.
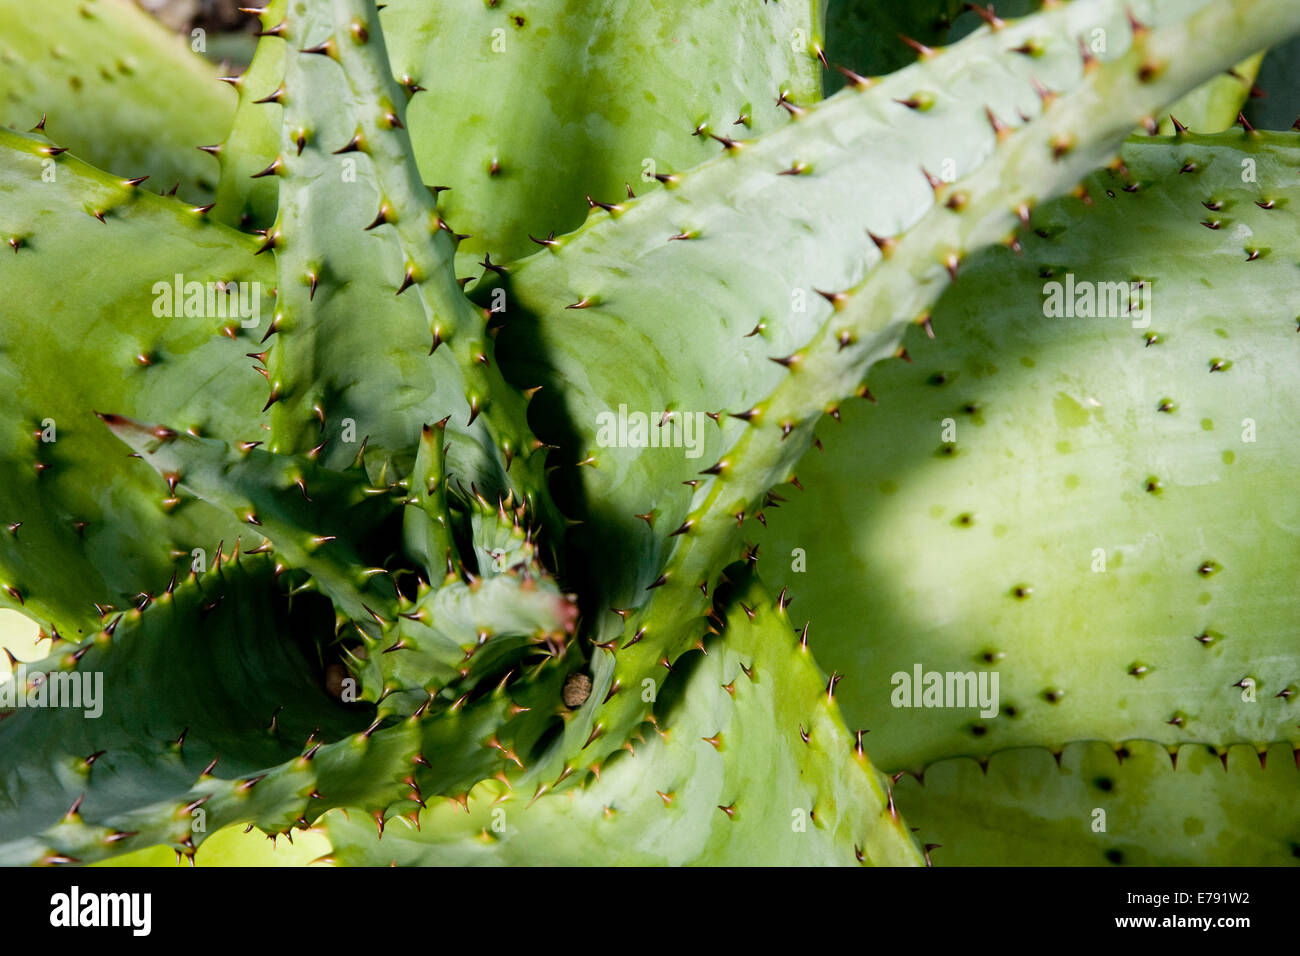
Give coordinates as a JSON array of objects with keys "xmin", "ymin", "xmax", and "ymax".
[
  {"xmin": 256, "ymin": 0, "xmax": 547, "ymax": 521},
  {"xmin": 751, "ymin": 133, "xmax": 1300, "ymax": 770},
  {"xmin": 0, "ymin": 127, "xmax": 272, "ymax": 634},
  {"xmin": 0, "ymin": 0, "xmax": 235, "ymax": 203},
  {"xmin": 383, "ymin": 0, "xmax": 826, "ymax": 262},
  {"xmin": 0, "ymin": 553, "xmax": 560, "ymax": 865},
  {"xmin": 326, "ymin": 571, "xmax": 922, "ymax": 866},
  {"xmin": 101, "ymin": 417, "xmax": 401, "ymax": 626},
  {"xmin": 0, "ymin": 555, "xmax": 363, "ymax": 863},
  {"xmin": 209, "ymin": 0, "xmax": 286, "ymax": 229}
]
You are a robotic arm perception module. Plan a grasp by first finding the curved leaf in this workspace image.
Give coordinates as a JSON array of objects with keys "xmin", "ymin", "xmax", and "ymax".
[{"xmin": 751, "ymin": 133, "xmax": 1300, "ymax": 770}]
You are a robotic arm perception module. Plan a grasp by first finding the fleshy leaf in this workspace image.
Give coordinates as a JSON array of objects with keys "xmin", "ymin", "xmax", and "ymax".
[
  {"xmin": 0, "ymin": 0, "xmax": 235, "ymax": 203},
  {"xmin": 257, "ymin": 0, "xmax": 547, "ymax": 525},
  {"xmin": 326, "ymin": 571, "xmax": 922, "ymax": 866},
  {"xmin": 0, "ymin": 127, "xmax": 272, "ymax": 633},
  {"xmin": 382, "ymin": 0, "xmax": 826, "ymax": 262},
  {"xmin": 751, "ymin": 133, "xmax": 1300, "ymax": 770},
  {"xmin": 100, "ymin": 415, "xmax": 401, "ymax": 627},
  {"xmin": 0, "ymin": 555, "xmax": 559, "ymax": 865}
]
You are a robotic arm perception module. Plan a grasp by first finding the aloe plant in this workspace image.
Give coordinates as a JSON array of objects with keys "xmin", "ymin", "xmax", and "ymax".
[{"xmin": 0, "ymin": 0, "xmax": 1296, "ymax": 867}]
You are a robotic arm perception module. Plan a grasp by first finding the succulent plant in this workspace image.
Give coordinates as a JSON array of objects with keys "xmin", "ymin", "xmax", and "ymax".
[{"xmin": 0, "ymin": 0, "xmax": 1296, "ymax": 867}]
